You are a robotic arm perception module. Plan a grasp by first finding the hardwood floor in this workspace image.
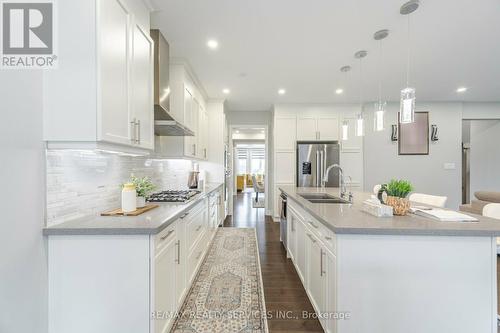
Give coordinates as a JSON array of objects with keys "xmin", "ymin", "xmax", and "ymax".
[{"xmin": 224, "ymin": 192, "xmax": 323, "ymax": 332}]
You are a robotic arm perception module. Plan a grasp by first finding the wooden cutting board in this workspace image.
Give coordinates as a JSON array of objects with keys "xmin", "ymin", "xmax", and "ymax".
[{"xmin": 101, "ymin": 204, "xmax": 159, "ymax": 216}]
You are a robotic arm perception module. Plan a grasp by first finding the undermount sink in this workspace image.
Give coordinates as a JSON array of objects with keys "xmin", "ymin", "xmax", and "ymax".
[{"xmin": 298, "ymin": 193, "xmax": 351, "ymax": 204}]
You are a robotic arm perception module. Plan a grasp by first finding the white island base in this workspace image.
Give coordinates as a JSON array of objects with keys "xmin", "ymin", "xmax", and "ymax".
[{"xmin": 335, "ymin": 234, "xmax": 497, "ymax": 333}]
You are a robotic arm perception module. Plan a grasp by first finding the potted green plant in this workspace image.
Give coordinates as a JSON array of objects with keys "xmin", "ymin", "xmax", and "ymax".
[
  {"xmin": 378, "ymin": 179, "xmax": 414, "ymax": 216},
  {"xmin": 130, "ymin": 176, "xmax": 156, "ymax": 208}
]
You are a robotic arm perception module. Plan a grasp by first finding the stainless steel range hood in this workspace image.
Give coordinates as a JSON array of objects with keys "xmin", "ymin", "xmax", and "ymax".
[{"xmin": 151, "ymin": 29, "xmax": 194, "ymax": 137}]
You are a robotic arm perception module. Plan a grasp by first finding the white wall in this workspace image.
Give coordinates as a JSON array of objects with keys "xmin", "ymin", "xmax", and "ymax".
[
  {"xmin": 0, "ymin": 72, "xmax": 48, "ymax": 333},
  {"xmin": 463, "ymin": 102, "xmax": 500, "ymax": 119},
  {"xmin": 363, "ymin": 102, "xmax": 463, "ymax": 209},
  {"xmin": 469, "ymin": 120, "xmax": 500, "ymax": 198},
  {"xmin": 232, "ymin": 132, "xmax": 265, "ymax": 140}
]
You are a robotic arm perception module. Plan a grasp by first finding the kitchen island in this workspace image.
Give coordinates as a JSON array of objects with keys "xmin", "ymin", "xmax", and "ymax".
[{"xmin": 280, "ymin": 185, "xmax": 500, "ymax": 333}]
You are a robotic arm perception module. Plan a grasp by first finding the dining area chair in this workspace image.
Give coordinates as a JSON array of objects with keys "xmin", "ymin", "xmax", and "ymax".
[
  {"xmin": 483, "ymin": 203, "xmax": 500, "ymax": 255},
  {"xmin": 409, "ymin": 193, "xmax": 448, "ymax": 208}
]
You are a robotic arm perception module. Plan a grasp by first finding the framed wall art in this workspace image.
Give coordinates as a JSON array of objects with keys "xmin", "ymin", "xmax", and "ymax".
[{"xmin": 398, "ymin": 111, "xmax": 429, "ymax": 155}]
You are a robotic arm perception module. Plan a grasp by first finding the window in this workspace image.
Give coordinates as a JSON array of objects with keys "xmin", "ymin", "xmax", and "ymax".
[{"xmin": 235, "ymin": 144, "xmax": 265, "ymax": 175}]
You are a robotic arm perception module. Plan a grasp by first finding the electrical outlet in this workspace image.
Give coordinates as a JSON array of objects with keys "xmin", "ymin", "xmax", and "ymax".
[{"xmin": 444, "ymin": 163, "xmax": 456, "ymax": 170}]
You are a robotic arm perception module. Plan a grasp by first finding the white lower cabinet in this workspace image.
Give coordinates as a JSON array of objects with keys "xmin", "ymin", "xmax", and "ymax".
[
  {"xmin": 287, "ymin": 198, "xmax": 336, "ymax": 333},
  {"xmin": 306, "ymin": 232, "xmax": 326, "ymax": 316},
  {"xmin": 324, "ymin": 249, "xmax": 337, "ymax": 333},
  {"xmin": 47, "ymin": 187, "xmax": 223, "ymax": 333},
  {"xmin": 154, "ymin": 226, "xmax": 178, "ymax": 333},
  {"xmin": 287, "ymin": 207, "xmax": 298, "ymax": 262},
  {"xmin": 295, "ymin": 216, "xmax": 307, "ymax": 283}
]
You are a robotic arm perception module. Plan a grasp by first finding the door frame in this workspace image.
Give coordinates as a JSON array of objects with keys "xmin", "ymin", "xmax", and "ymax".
[{"xmin": 229, "ymin": 124, "xmax": 270, "ymax": 215}]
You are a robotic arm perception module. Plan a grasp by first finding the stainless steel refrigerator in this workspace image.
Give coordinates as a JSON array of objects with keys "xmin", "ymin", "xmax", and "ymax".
[{"xmin": 297, "ymin": 141, "xmax": 340, "ymax": 187}]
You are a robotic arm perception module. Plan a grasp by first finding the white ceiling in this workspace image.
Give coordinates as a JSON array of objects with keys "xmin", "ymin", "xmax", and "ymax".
[{"xmin": 151, "ymin": 0, "xmax": 500, "ymax": 111}]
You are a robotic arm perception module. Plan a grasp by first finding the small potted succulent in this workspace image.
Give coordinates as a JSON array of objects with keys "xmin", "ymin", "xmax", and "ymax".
[
  {"xmin": 130, "ymin": 176, "xmax": 156, "ymax": 208},
  {"xmin": 378, "ymin": 179, "xmax": 413, "ymax": 216}
]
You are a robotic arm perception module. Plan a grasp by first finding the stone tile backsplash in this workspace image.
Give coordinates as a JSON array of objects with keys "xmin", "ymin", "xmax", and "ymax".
[{"xmin": 46, "ymin": 150, "xmax": 193, "ymax": 226}]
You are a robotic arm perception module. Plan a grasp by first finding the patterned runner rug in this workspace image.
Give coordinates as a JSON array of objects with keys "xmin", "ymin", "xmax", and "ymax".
[{"xmin": 171, "ymin": 228, "xmax": 268, "ymax": 333}]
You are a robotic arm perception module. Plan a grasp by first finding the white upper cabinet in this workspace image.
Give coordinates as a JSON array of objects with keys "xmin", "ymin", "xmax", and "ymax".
[
  {"xmin": 297, "ymin": 116, "xmax": 339, "ymax": 141},
  {"xmin": 98, "ymin": 0, "xmax": 131, "ymax": 146},
  {"xmin": 198, "ymin": 105, "xmax": 209, "ymax": 159},
  {"xmin": 317, "ymin": 116, "xmax": 339, "ymax": 141},
  {"xmin": 275, "ymin": 117, "xmax": 297, "ymax": 150},
  {"xmin": 297, "ymin": 117, "xmax": 317, "ymax": 141},
  {"xmin": 130, "ymin": 22, "xmax": 154, "ymax": 149},
  {"xmin": 44, "ymin": 0, "xmax": 153, "ymax": 153},
  {"xmin": 156, "ymin": 63, "xmax": 210, "ymax": 160}
]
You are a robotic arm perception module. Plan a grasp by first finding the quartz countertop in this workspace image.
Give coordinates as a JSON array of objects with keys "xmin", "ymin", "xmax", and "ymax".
[
  {"xmin": 43, "ymin": 183, "xmax": 224, "ymax": 236},
  {"xmin": 280, "ymin": 185, "xmax": 500, "ymax": 237}
]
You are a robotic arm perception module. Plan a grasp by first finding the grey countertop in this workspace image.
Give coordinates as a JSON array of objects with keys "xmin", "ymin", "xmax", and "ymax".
[
  {"xmin": 43, "ymin": 183, "xmax": 224, "ymax": 236},
  {"xmin": 280, "ymin": 185, "xmax": 500, "ymax": 237}
]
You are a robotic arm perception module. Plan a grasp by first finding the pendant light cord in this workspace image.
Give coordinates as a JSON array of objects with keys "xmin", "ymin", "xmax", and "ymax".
[
  {"xmin": 406, "ymin": 15, "xmax": 411, "ymax": 87},
  {"xmin": 359, "ymin": 58, "xmax": 363, "ymax": 106},
  {"xmin": 378, "ymin": 40, "xmax": 382, "ymax": 104}
]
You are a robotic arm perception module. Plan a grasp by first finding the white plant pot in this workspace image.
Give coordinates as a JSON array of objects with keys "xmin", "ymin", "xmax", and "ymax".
[{"xmin": 136, "ymin": 196, "xmax": 146, "ymax": 208}]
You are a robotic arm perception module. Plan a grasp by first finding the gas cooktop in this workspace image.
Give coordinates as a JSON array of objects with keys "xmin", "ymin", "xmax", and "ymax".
[{"xmin": 147, "ymin": 190, "xmax": 200, "ymax": 203}]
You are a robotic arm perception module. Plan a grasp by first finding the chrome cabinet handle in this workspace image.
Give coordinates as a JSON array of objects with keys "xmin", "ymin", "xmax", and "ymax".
[
  {"xmin": 307, "ymin": 233, "xmax": 316, "ymax": 243},
  {"xmin": 204, "ymin": 148, "xmax": 207, "ymax": 159},
  {"xmin": 315, "ymin": 150, "xmax": 321, "ymax": 187},
  {"xmin": 180, "ymin": 212, "xmax": 189, "ymax": 219},
  {"xmin": 192, "ymin": 144, "xmax": 196, "ymax": 156},
  {"xmin": 196, "ymin": 225, "xmax": 202, "ymax": 232},
  {"xmin": 308, "ymin": 221, "xmax": 319, "ymax": 229},
  {"xmin": 130, "ymin": 118, "xmax": 136, "ymax": 143},
  {"xmin": 320, "ymin": 248, "xmax": 325, "ymax": 276},
  {"xmin": 160, "ymin": 229, "xmax": 174, "ymax": 241},
  {"xmin": 325, "ymin": 236, "xmax": 332, "ymax": 240},
  {"xmin": 137, "ymin": 119, "xmax": 141, "ymax": 144},
  {"xmin": 175, "ymin": 240, "xmax": 181, "ymax": 264}
]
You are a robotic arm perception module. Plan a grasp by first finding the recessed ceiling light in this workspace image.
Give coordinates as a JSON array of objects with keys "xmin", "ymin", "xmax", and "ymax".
[
  {"xmin": 222, "ymin": 88, "xmax": 230, "ymax": 94},
  {"xmin": 335, "ymin": 88, "xmax": 344, "ymax": 95},
  {"xmin": 456, "ymin": 87, "xmax": 467, "ymax": 93},
  {"xmin": 235, "ymin": 130, "xmax": 240, "ymax": 133},
  {"xmin": 207, "ymin": 39, "xmax": 219, "ymax": 49},
  {"xmin": 278, "ymin": 89, "xmax": 286, "ymax": 95}
]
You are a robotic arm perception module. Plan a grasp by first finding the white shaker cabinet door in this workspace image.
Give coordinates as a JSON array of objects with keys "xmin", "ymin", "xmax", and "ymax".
[
  {"xmin": 154, "ymin": 232, "xmax": 177, "ymax": 333},
  {"xmin": 306, "ymin": 232, "xmax": 326, "ymax": 317},
  {"xmin": 317, "ymin": 117, "xmax": 339, "ymax": 141},
  {"xmin": 297, "ymin": 117, "xmax": 317, "ymax": 141},
  {"xmin": 131, "ymin": 23, "xmax": 154, "ymax": 149},
  {"xmin": 287, "ymin": 209, "xmax": 298, "ymax": 262},
  {"xmin": 324, "ymin": 249, "xmax": 337, "ymax": 333},
  {"xmin": 275, "ymin": 117, "xmax": 297, "ymax": 150},
  {"xmin": 295, "ymin": 217, "xmax": 307, "ymax": 283},
  {"xmin": 98, "ymin": 0, "xmax": 132, "ymax": 145}
]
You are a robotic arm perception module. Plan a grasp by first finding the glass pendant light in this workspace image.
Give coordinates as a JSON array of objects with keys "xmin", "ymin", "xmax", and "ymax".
[
  {"xmin": 354, "ymin": 50, "xmax": 367, "ymax": 136},
  {"xmin": 356, "ymin": 114, "xmax": 365, "ymax": 137},
  {"xmin": 399, "ymin": 0, "xmax": 419, "ymax": 124},
  {"xmin": 373, "ymin": 29, "xmax": 389, "ymax": 131},
  {"xmin": 342, "ymin": 120, "xmax": 349, "ymax": 141},
  {"xmin": 339, "ymin": 65, "xmax": 351, "ymax": 140}
]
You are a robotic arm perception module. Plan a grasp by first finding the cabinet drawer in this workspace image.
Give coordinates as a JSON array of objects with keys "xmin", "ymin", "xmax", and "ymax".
[
  {"xmin": 187, "ymin": 235, "xmax": 206, "ymax": 284},
  {"xmin": 155, "ymin": 224, "xmax": 176, "ymax": 251},
  {"xmin": 186, "ymin": 216, "xmax": 205, "ymax": 253},
  {"xmin": 289, "ymin": 200, "xmax": 336, "ymax": 254}
]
